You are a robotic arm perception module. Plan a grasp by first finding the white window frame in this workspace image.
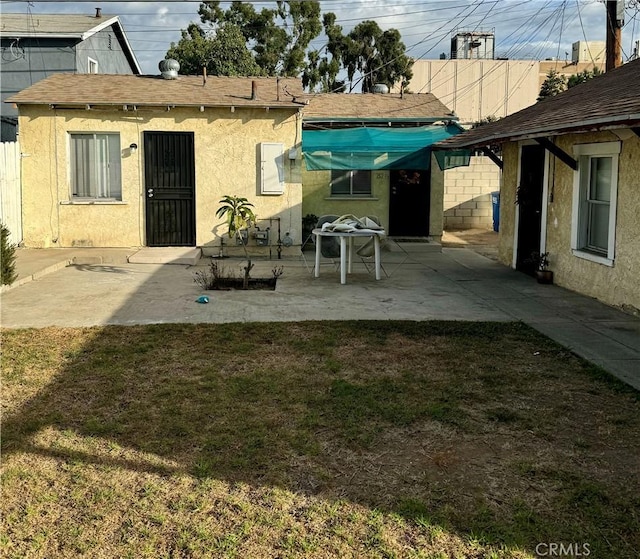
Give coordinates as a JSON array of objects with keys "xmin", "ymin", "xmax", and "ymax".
[
  {"xmin": 330, "ymin": 169, "xmax": 372, "ymax": 197},
  {"xmin": 571, "ymin": 141, "xmax": 620, "ymax": 266},
  {"xmin": 88, "ymin": 57, "xmax": 98, "ymax": 74},
  {"xmin": 69, "ymin": 133, "xmax": 122, "ymax": 201}
]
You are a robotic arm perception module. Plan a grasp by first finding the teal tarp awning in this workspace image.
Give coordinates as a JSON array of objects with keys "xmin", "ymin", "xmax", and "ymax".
[{"xmin": 302, "ymin": 124, "xmax": 462, "ymax": 171}]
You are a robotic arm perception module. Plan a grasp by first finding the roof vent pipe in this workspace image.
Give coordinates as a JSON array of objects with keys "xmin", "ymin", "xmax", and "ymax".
[
  {"xmin": 159, "ymin": 58, "xmax": 180, "ymax": 80},
  {"xmin": 95, "ymin": 7, "xmax": 102, "ymax": 18},
  {"xmin": 251, "ymin": 80, "xmax": 258, "ymax": 100}
]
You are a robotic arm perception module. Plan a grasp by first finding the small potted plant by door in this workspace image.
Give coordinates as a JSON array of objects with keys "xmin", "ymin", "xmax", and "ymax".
[{"xmin": 530, "ymin": 251, "xmax": 553, "ymax": 284}]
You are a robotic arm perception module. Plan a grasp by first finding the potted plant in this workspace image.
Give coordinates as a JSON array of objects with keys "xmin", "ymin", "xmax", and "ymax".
[
  {"xmin": 529, "ymin": 251, "xmax": 553, "ymax": 284},
  {"xmin": 216, "ymin": 195, "xmax": 256, "ymax": 289}
]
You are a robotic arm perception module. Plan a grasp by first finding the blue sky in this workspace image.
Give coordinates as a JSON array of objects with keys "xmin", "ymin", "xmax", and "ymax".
[{"xmin": 2, "ymin": 0, "xmax": 638, "ymax": 74}]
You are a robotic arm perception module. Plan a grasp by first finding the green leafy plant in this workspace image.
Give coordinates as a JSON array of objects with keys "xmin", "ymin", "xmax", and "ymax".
[
  {"xmin": 526, "ymin": 251, "xmax": 553, "ymax": 284},
  {"xmin": 216, "ymin": 195, "xmax": 257, "ymax": 289},
  {"xmin": 1, "ymin": 222, "xmax": 17, "ymax": 286},
  {"xmin": 528, "ymin": 251, "xmax": 550, "ymax": 271},
  {"xmin": 567, "ymin": 67, "xmax": 602, "ymax": 89}
]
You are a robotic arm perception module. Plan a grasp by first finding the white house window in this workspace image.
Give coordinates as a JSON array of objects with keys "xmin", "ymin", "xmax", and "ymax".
[
  {"xmin": 70, "ymin": 133, "xmax": 122, "ymax": 200},
  {"xmin": 572, "ymin": 142, "xmax": 620, "ymax": 266},
  {"xmin": 330, "ymin": 170, "xmax": 372, "ymax": 197},
  {"xmin": 88, "ymin": 57, "xmax": 98, "ymax": 73}
]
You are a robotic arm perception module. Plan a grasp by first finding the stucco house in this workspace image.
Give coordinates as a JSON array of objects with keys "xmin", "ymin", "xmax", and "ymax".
[
  {"xmin": 1, "ymin": 11, "xmax": 141, "ymax": 141},
  {"xmin": 300, "ymin": 92, "xmax": 461, "ymax": 240},
  {"xmin": 435, "ymin": 59, "xmax": 640, "ymax": 313},
  {"xmin": 7, "ymin": 73, "xmax": 306, "ymax": 255},
  {"xmin": 8, "ymin": 68, "xmax": 461, "ymax": 253}
]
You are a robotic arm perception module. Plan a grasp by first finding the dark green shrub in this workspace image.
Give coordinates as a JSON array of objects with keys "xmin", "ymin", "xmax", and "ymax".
[{"xmin": 1, "ymin": 222, "xmax": 18, "ymax": 286}]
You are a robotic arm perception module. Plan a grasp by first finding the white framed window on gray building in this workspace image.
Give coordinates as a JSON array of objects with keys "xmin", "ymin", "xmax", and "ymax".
[
  {"xmin": 571, "ymin": 141, "xmax": 620, "ymax": 266},
  {"xmin": 70, "ymin": 133, "xmax": 122, "ymax": 200},
  {"xmin": 330, "ymin": 170, "xmax": 372, "ymax": 197},
  {"xmin": 88, "ymin": 57, "xmax": 98, "ymax": 73}
]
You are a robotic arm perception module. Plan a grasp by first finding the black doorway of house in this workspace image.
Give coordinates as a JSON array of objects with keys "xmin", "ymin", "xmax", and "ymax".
[
  {"xmin": 144, "ymin": 131, "xmax": 196, "ymax": 247},
  {"xmin": 389, "ymin": 169, "xmax": 430, "ymax": 237},
  {"xmin": 516, "ymin": 144, "xmax": 546, "ymax": 275}
]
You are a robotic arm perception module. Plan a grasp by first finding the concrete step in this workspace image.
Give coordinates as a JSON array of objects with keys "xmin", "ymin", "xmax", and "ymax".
[{"xmin": 128, "ymin": 247, "xmax": 202, "ymax": 266}]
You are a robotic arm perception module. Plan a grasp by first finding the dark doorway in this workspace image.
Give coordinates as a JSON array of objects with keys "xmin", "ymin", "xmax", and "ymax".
[
  {"xmin": 389, "ymin": 169, "xmax": 430, "ymax": 237},
  {"xmin": 516, "ymin": 144, "xmax": 546, "ymax": 274},
  {"xmin": 144, "ymin": 132, "xmax": 196, "ymax": 247}
]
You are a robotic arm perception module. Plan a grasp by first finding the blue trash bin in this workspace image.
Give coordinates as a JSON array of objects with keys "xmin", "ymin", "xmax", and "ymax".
[{"xmin": 491, "ymin": 191, "xmax": 500, "ymax": 232}]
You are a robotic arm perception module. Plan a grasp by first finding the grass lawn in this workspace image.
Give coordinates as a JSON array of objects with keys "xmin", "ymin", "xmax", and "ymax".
[{"xmin": 2, "ymin": 321, "xmax": 639, "ymax": 558}]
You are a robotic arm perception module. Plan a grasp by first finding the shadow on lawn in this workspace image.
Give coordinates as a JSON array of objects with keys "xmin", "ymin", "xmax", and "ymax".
[{"xmin": 3, "ymin": 320, "xmax": 640, "ymax": 557}]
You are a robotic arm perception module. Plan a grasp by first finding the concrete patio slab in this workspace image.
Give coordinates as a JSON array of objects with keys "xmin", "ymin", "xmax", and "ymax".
[
  {"xmin": 128, "ymin": 247, "xmax": 202, "ymax": 266},
  {"xmin": 2, "ymin": 244, "xmax": 639, "ymax": 391}
]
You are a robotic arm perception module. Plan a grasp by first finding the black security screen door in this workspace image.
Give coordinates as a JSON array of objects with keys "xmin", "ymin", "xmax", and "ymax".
[
  {"xmin": 144, "ymin": 132, "xmax": 196, "ymax": 247},
  {"xmin": 516, "ymin": 144, "xmax": 545, "ymax": 274}
]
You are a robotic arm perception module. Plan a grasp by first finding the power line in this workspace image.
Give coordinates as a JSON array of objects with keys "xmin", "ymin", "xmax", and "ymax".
[{"xmin": 2, "ymin": 0, "xmax": 610, "ymax": 79}]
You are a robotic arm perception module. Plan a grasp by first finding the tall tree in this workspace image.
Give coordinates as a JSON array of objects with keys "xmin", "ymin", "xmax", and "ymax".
[
  {"xmin": 169, "ymin": 2, "xmax": 414, "ymax": 94},
  {"xmin": 166, "ymin": 23, "xmax": 214, "ymax": 75},
  {"xmin": 305, "ymin": 16, "xmax": 412, "ymax": 93},
  {"xmin": 302, "ymin": 12, "xmax": 346, "ymax": 92},
  {"xmin": 166, "ymin": 22, "xmax": 260, "ymax": 76},
  {"xmin": 197, "ymin": 1, "xmax": 322, "ymax": 77},
  {"xmin": 341, "ymin": 20, "xmax": 413, "ymax": 93}
]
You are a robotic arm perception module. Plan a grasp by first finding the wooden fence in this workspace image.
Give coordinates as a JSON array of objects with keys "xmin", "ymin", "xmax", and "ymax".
[{"xmin": 0, "ymin": 141, "xmax": 22, "ymax": 244}]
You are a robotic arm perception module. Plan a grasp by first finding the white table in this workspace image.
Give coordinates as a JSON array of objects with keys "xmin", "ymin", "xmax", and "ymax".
[{"xmin": 312, "ymin": 228, "xmax": 385, "ymax": 284}]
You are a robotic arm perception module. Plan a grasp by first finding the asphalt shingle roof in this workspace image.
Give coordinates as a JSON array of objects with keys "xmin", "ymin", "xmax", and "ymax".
[
  {"xmin": 0, "ymin": 13, "xmax": 119, "ymax": 37},
  {"xmin": 436, "ymin": 58, "xmax": 640, "ymax": 149},
  {"xmin": 6, "ymin": 74, "xmax": 455, "ymax": 119},
  {"xmin": 301, "ymin": 92, "xmax": 453, "ymax": 120},
  {"xmin": 6, "ymin": 74, "xmax": 307, "ymax": 109}
]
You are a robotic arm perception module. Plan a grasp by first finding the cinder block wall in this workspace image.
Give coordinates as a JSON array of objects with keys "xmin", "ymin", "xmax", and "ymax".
[{"xmin": 443, "ymin": 155, "xmax": 501, "ymax": 230}]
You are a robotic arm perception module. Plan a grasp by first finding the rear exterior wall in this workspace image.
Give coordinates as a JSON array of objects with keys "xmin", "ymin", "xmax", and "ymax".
[
  {"xmin": 18, "ymin": 105, "xmax": 302, "ymax": 250},
  {"xmin": 498, "ymin": 132, "xmax": 640, "ymax": 313}
]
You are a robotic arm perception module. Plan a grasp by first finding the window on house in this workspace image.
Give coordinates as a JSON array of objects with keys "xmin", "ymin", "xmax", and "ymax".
[
  {"xmin": 70, "ymin": 133, "xmax": 122, "ymax": 200},
  {"xmin": 330, "ymin": 170, "xmax": 372, "ymax": 197},
  {"xmin": 572, "ymin": 142, "xmax": 620, "ymax": 265},
  {"xmin": 88, "ymin": 57, "xmax": 98, "ymax": 73}
]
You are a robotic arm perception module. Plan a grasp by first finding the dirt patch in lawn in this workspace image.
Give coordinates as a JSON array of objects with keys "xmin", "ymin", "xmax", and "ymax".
[
  {"xmin": 205, "ymin": 277, "xmax": 277, "ymax": 290},
  {"xmin": 2, "ymin": 321, "xmax": 639, "ymax": 558}
]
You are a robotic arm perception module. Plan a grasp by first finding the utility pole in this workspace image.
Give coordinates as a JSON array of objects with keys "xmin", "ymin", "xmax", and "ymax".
[{"xmin": 606, "ymin": 0, "xmax": 623, "ymax": 70}]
